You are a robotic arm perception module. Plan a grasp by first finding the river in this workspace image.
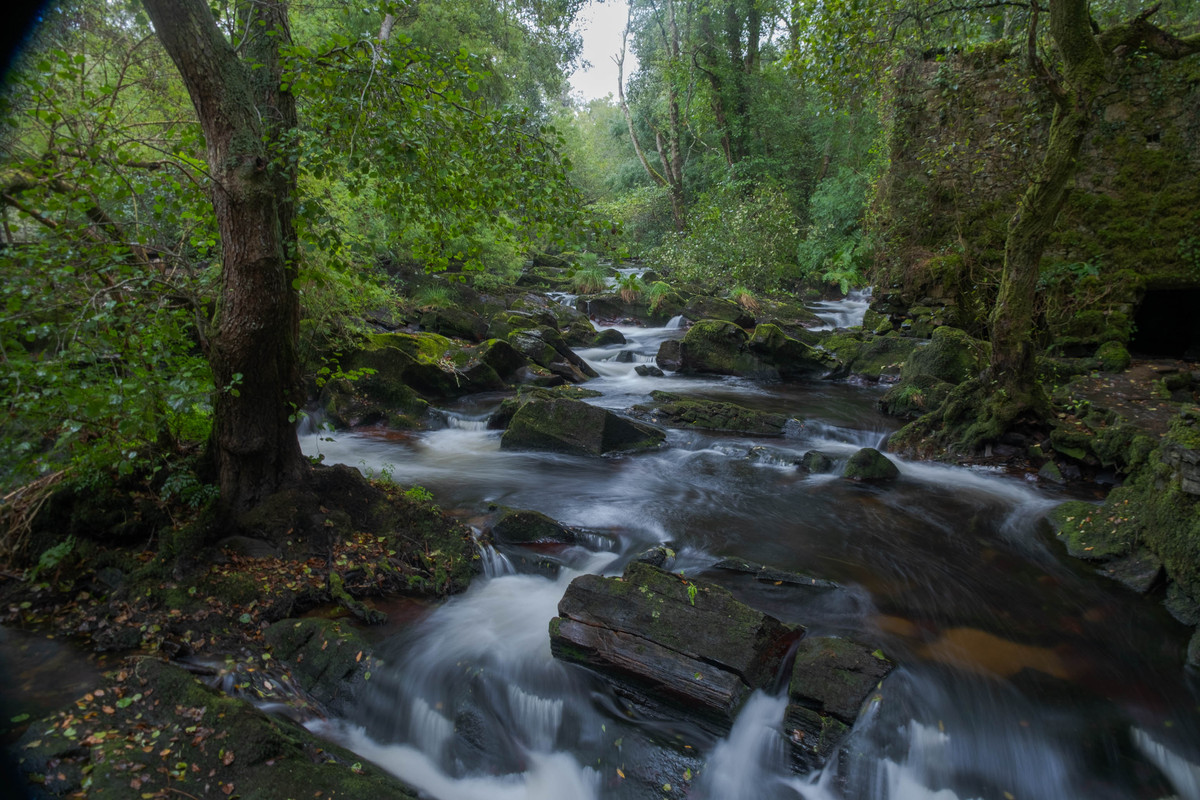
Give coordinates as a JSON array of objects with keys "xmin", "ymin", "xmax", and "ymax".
[{"xmin": 299, "ymin": 296, "xmax": 1200, "ymax": 800}]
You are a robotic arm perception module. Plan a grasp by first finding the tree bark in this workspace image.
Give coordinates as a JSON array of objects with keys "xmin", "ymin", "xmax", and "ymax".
[
  {"xmin": 988, "ymin": 0, "xmax": 1199, "ymax": 407},
  {"xmin": 142, "ymin": 0, "xmax": 306, "ymax": 514}
]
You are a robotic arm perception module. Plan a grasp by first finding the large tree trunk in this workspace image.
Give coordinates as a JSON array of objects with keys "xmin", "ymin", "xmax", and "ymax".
[{"xmin": 142, "ymin": 0, "xmax": 306, "ymax": 514}]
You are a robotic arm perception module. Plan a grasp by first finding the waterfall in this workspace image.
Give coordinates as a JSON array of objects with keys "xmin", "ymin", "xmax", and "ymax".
[{"xmin": 665, "ymin": 314, "xmax": 685, "ymax": 329}]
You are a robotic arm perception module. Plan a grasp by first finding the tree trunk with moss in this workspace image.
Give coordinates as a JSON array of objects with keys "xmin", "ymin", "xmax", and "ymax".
[
  {"xmin": 984, "ymin": 0, "xmax": 1199, "ymax": 431},
  {"xmin": 142, "ymin": 0, "xmax": 307, "ymax": 515}
]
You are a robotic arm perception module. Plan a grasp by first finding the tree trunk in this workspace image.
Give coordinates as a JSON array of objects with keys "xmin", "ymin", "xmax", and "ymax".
[{"xmin": 142, "ymin": 0, "xmax": 306, "ymax": 514}]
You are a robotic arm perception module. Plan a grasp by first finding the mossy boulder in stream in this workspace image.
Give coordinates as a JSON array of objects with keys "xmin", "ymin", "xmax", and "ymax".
[
  {"xmin": 500, "ymin": 397, "xmax": 665, "ymax": 456},
  {"xmin": 682, "ymin": 296, "xmax": 755, "ymax": 328},
  {"xmin": 674, "ymin": 320, "xmax": 767, "ymax": 377},
  {"xmin": 490, "ymin": 506, "xmax": 579, "ymax": 545},
  {"xmin": 630, "ymin": 390, "xmax": 797, "ymax": 435},
  {"xmin": 508, "ymin": 326, "xmax": 598, "ymax": 384},
  {"xmin": 842, "ymin": 448, "xmax": 901, "ymax": 482},
  {"xmin": 748, "ymin": 324, "xmax": 837, "ymax": 378},
  {"xmin": 263, "ymin": 618, "xmax": 374, "ymax": 715},
  {"xmin": 549, "ymin": 561, "xmax": 800, "ymax": 729}
]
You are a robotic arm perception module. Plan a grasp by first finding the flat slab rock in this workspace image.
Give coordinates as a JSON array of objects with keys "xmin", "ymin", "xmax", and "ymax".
[
  {"xmin": 550, "ymin": 562, "xmax": 896, "ymax": 772},
  {"xmin": 551, "ymin": 562, "xmax": 799, "ymax": 726}
]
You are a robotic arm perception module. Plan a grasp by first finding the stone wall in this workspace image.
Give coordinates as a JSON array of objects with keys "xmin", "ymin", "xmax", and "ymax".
[{"xmin": 872, "ymin": 43, "xmax": 1200, "ymax": 353}]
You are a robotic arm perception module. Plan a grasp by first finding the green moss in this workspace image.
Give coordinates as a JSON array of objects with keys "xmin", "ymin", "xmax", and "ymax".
[
  {"xmin": 1095, "ymin": 341, "xmax": 1131, "ymax": 372},
  {"xmin": 1046, "ymin": 500, "xmax": 1132, "ymax": 560}
]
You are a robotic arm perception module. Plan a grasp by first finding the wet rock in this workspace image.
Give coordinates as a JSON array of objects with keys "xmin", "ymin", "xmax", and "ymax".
[
  {"xmin": 842, "ymin": 448, "xmax": 901, "ymax": 482},
  {"xmin": 630, "ymin": 390, "xmax": 796, "ymax": 436},
  {"xmin": 500, "ymin": 397, "xmax": 665, "ymax": 457},
  {"xmin": 1038, "ymin": 460, "xmax": 1067, "ymax": 484},
  {"xmin": 655, "ymin": 339, "xmax": 683, "ymax": 371},
  {"xmin": 748, "ymin": 324, "xmax": 837, "ymax": 378},
  {"xmin": 264, "ymin": 618, "xmax": 374, "ymax": 714},
  {"xmin": 1097, "ymin": 549, "xmax": 1165, "ymax": 594},
  {"xmin": 508, "ymin": 326, "xmax": 598, "ymax": 383},
  {"xmin": 822, "ymin": 331, "xmax": 922, "ymax": 382},
  {"xmin": 675, "ymin": 320, "xmax": 766, "ymax": 377},
  {"xmin": 710, "ymin": 558, "xmax": 840, "ymax": 590},
  {"xmin": 904, "ymin": 326, "xmax": 989, "ymax": 384},
  {"xmin": 1046, "ymin": 500, "xmax": 1131, "ymax": 561},
  {"xmin": 550, "ymin": 561, "xmax": 800, "ymax": 727},
  {"xmin": 635, "ymin": 545, "xmax": 677, "ymax": 570},
  {"xmin": 592, "ymin": 328, "xmax": 627, "ymax": 347},
  {"xmin": 682, "ymin": 296, "xmax": 755, "ymax": 328},
  {"xmin": 491, "ymin": 507, "xmax": 578, "ymax": 545},
  {"xmin": 784, "ymin": 704, "xmax": 849, "ymax": 772},
  {"xmin": 614, "ymin": 349, "xmax": 636, "ymax": 363},
  {"xmin": 788, "ymin": 636, "xmax": 894, "ymax": 724},
  {"xmin": 486, "ymin": 385, "xmax": 604, "ymax": 430},
  {"xmin": 797, "ymin": 450, "xmax": 835, "ymax": 474},
  {"xmin": 635, "ymin": 364, "xmax": 665, "ymax": 377}
]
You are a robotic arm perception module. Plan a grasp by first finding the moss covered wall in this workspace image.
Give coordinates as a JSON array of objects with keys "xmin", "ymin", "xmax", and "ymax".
[{"xmin": 873, "ymin": 44, "xmax": 1200, "ymax": 351}]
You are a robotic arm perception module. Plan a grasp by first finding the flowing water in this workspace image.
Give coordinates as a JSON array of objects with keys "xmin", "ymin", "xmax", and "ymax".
[{"xmin": 301, "ymin": 297, "xmax": 1200, "ymax": 800}]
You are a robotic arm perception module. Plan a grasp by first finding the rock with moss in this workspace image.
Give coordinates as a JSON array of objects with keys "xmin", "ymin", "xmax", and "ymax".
[
  {"xmin": 549, "ymin": 561, "xmax": 800, "ymax": 728},
  {"xmin": 1046, "ymin": 500, "xmax": 1131, "ymax": 561},
  {"xmin": 508, "ymin": 326, "xmax": 598, "ymax": 384},
  {"xmin": 490, "ymin": 507, "xmax": 579, "ymax": 545},
  {"xmin": 879, "ymin": 373, "xmax": 954, "ymax": 419},
  {"xmin": 785, "ymin": 636, "xmax": 894, "ymax": 770},
  {"xmin": 755, "ymin": 298, "xmax": 824, "ymax": 331},
  {"xmin": 487, "ymin": 385, "xmax": 605, "ymax": 430},
  {"xmin": 824, "ymin": 332, "xmax": 922, "ymax": 382},
  {"xmin": 748, "ymin": 324, "xmax": 837, "ymax": 378},
  {"xmin": 682, "ymin": 296, "xmax": 755, "ymax": 328},
  {"xmin": 264, "ymin": 618, "xmax": 376, "ymax": 714},
  {"xmin": 420, "ymin": 306, "xmax": 489, "ymax": 342},
  {"xmin": 675, "ymin": 320, "xmax": 768, "ymax": 377},
  {"xmin": 591, "ymin": 328, "xmax": 627, "ymax": 347},
  {"xmin": 500, "ymin": 397, "xmax": 665, "ymax": 457},
  {"xmin": 1095, "ymin": 340, "xmax": 1132, "ymax": 372},
  {"xmin": 842, "ymin": 448, "xmax": 900, "ymax": 482},
  {"xmin": 903, "ymin": 326, "xmax": 989, "ymax": 384},
  {"xmin": 631, "ymin": 390, "xmax": 797, "ymax": 436},
  {"xmin": 14, "ymin": 659, "xmax": 419, "ymax": 800},
  {"xmin": 797, "ymin": 450, "xmax": 835, "ymax": 474}
]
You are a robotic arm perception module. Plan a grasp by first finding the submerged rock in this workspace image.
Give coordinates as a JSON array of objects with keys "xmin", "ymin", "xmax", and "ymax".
[
  {"xmin": 631, "ymin": 390, "xmax": 796, "ymax": 436},
  {"xmin": 635, "ymin": 364, "xmax": 665, "ymax": 377},
  {"xmin": 842, "ymin": 448, "xmax": 901, "ymax": 482},
  {"xmin": 500, "ymin": 397, "xmax": 665, "ymax": 456}
]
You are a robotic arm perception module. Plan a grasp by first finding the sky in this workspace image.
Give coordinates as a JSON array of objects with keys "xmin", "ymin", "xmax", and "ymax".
[{"xmin": 569, "ymin": 1, "xmax": 638, "ymax": 102}]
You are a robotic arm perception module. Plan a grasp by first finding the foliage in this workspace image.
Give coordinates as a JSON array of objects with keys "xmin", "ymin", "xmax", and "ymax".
[
  {"xmin": 616, "ymin": 272, "xmax": 643, "ymax": 303},
  {"xmin": 797, "ymin": 166, "xmax": 877, "ymax": 293},
  {"xmin": 412, "ymin": 285, "xmax": 454, "ymax": 309},
  {"xmin": 645, "ymin": 280, "xmax": 674, "ymax": 311},
  {"xmin": 727, "ymin": 286, "xmax": 761, "ymax": 313},
  {"xmin": 651, "ymin": 180, "xmax": 800, "ymax": 292},
  {"xmin": 571, "ymin": 256, "xmax": 609, "ymax": 294}
]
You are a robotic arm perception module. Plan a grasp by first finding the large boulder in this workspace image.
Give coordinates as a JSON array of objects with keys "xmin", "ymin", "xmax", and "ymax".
[
  {"xmin": 500, "ymin": 397, "xmax": 665, "ymax": 456},
  {"xmin": 674, "ymin": 320, "xmax": 767, "ymax": 377},
  {"xmin": 631, "ymin": 390, "xmax": 798, "ymax": 436},
  {"xmin": 486, "ymin": 385, "xmax": 604, "ymax": 430},
  {"xmin": 879, "ymin": 326, "xmax": 990, "ymax": 418},
  {"xmin": 682, "ymin": 296, "xmax": 755, "ymax": 328},
  {"xmin": 419, "ymin": 306, "xmax": 488, "ymax": 342},
  {"xmin": 822, "ymin": 331, "xmax": 923, "ymax": 382},
  {"xmin": 550, "ymin": 562, "xmax": 800, "ymax": 727},
  {"xmin": 748, "ymin": 324, "xmax": 837, "ymax": 378}
]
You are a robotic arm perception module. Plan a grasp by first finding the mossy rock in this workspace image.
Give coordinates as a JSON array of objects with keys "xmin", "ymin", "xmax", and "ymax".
[
  {"xmin": 419, "ymin": 306, "xmax": 488, "ymax": 342},
  {"xmin": 748, "ymin": 324, "xmax": 836, "ymax": 378},
  {"xmin": 14, "ymin": 660, "xmax": 419, "ymax": 800},
  {"xmin": 500, "ymin": 397, "xmax": 665, "ymax": 457},
  {"xmin": 879, "ymin": 373, "xmax": 954, "ymax": 419},
  {"xmin": 826, "ymin": 332, "xmax": 922, "ymax": 382},
  {"xmin": 677, "ymin": 320, "xmax": 766, "ymax": 377},
  {"xmin": 1046, "ymin": 500, "xmax": 1132, "ymax": 561},
  {"xmin": 264, "ymin": 618, "xmax": 375, "ymax": 713},
  {"xmin": 490, "ymin": 507, "xmax": 579, "ymax": 545},
  {"xmin": 901, "ymin": 326, "xmax": 989, "ymax": 385},
  {"xmin": 592, "ymin": 328, "xmax": 627, "ymax": 347},
  {"xmin": 487, "ymin": 385, "xmax": 604, "ymax": 430},
  {"xmin": 682, "ymin": 296, "xmax": 755, "ymax": 328},
  {"xmin": 631, "ymin": 390, "xmax": 796, "ymax": 436},
  {"xmin": 797, "ymin": 450, "xmax": 835, "ymax": 474},
  {"xmin": 1095, "ymin": 340, "xmax": 1132, "ymax": 372},
  {"xmin": 842, "ymin": 448, "xmax": 900, "ymax": 482}
]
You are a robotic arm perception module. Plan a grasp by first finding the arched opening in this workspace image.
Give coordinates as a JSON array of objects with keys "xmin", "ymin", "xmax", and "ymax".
[{"xmin": 1129, "ymin": 289, "xmax": 1200, "ymax": 361}]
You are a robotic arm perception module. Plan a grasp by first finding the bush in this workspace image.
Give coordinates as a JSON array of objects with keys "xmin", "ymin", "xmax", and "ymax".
[
  {"xmin": 797, "ymin": 166, "xmax": 876, "ymax": 293},
  {"xmin": 650, "ymin": 180, "xmax": 800, "ymax": 292}
]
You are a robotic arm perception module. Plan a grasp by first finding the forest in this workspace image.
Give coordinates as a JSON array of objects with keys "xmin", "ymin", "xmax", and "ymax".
[{"xmin": 1, "ymin": 0, "xmax": 1200, "ymax": 798}]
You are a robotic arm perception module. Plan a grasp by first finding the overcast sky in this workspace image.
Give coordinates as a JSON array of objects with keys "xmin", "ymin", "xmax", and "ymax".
[{"xmin": 569, "ymin": 1, "xmax": 637, "ymax": 102}]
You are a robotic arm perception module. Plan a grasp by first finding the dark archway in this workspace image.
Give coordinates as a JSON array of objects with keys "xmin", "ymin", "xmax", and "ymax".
[{"xmin": 1129, "ymin": 289, "xmax": 1200, "ymax": 361}]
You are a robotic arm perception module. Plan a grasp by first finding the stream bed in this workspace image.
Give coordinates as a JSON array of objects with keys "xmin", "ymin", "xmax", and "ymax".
[{"xmin": 299, "ymin": 300, "xmax": 1200, "ymax": 800}]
